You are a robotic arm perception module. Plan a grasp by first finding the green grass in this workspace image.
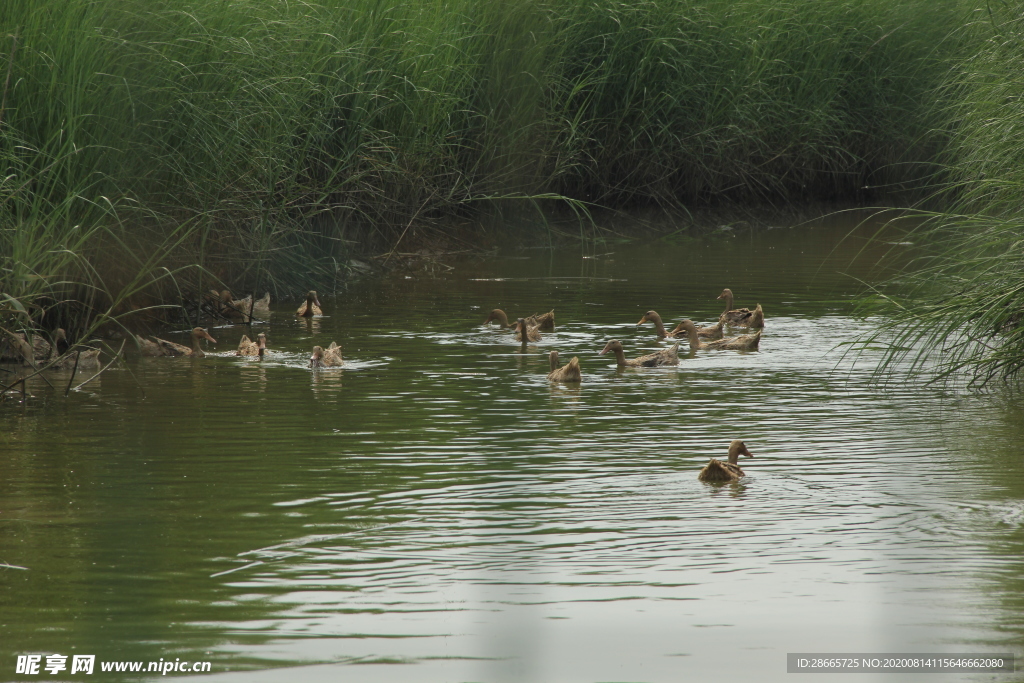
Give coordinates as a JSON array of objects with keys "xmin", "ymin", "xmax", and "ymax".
[
  {"xmin": 0, "ymin": 0, "xmax": 971, "ymax": 341},
  {"xmin": 858, "ymin": 5, "xmax": 1024, "ymax": 387}
]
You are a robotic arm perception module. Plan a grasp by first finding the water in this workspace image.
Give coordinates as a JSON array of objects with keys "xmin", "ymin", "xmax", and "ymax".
[{"xmin": 3, "ymin": 213, "xmax": 1023, "ymax": 682}]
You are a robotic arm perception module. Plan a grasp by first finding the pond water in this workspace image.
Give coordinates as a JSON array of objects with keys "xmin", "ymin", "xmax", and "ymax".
[{"xmin": 3, "ymin": 212, "xmax": 1024, "ymax": 682}]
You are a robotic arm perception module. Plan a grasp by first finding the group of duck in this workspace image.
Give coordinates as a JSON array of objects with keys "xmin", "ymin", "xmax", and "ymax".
[
  {"xmin": 132, "ymin": 291, "xmax": 344, "ymax": 369},
  {"xmin": 484, "ymin": 287, "xmax": 764, "ymax": 483},
  {"xmin": 485, "ymin": 287, "xmax": 764, "ymax": 378},
  {"xmin": 5, "ymin": 287, "xmax": 759, "ymax": 482}
]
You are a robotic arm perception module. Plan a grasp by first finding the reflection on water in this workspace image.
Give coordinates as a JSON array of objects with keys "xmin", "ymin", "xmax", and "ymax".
[{"xmin": 2, "ymin": 213, "xmax": 1023, "ymax": 681}]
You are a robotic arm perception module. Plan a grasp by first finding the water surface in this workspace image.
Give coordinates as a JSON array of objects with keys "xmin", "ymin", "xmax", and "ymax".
[{"xmin": 3, "ymin": 212, "xmax": 1023, "ymax": 682}]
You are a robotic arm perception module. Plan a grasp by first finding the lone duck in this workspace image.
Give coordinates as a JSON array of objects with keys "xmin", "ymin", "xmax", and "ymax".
[
  {"xmin": 484, "ymin": 308, "xmax": 555, "ymax": 332},
  {"xmin": 718, "ymin": 289, "xmax": 764, "ymax": 328},
  {"xmin": 513, "ymin": 317, "xmax": 542, "ymax": 342},
  {"xmin": 236, "ymin": 332, "xmax": 268, "ymax": 356},
  {"xmin": 310, "ymin": 342, "xmax": 343, "ymax": 368},
  {"xmin": 598, "ymin": 339, "xmax": 679, "ymax": 367},
  {"xmin": 296, "ymin": 291, "xmax": 323, "ymax": 317},
  {"xmin": 638, "ymin": 310, "xmax": 724, "ymax": 340},
  {"xmin": 674, "ymin": 319, "xmax": 761, "ymax": 352},
  {"xmin": 547, "ymin": 350, "xmax": 582, "ymax": 382},
  {"xmin": 698, "ymin": 440, "xmax": 755, "ymax": 482},
  {"xmin": 136, "ymin": 327, "xmax": 217, "ymax": 357},
  {"xmin": 45, "ymin": 329, "xmax": 101, "ymax": 370}
]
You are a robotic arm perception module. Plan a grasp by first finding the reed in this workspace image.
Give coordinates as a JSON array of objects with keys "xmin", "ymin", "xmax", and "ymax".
[
  {"xmin": 860, "ymin": 5, "xmax": 1024, "ymax": 387},
  {"xmin": 0, "ymin": 0, "xmax": 968, "ymax": 339}
]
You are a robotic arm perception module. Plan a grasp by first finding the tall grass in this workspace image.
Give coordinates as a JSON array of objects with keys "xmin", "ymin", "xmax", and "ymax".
[
  {"xmin": 861, "ymin": 5, "xmax": 1024, "ymax": 387},
  {"xmin": 0, "ymin": 0, "xmax": 967, "ymax": 338}
]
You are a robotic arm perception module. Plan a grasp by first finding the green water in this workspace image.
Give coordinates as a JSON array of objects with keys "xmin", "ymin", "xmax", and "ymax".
[{"xmin": 3, "ymin": 213, "xmax": 1024, "ymax": 682}]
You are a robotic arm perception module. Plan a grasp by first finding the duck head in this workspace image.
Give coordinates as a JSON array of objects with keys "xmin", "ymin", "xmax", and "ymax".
[
  {"xmin": 598, "ymin": 339, "xmax": 623, "ymax": 356},
  {"xmin": 727, "ymin": 440, "xmax": 754, "ymax": 464},
  {"xmin": 484, "ymin": 309, "xmax": 511, "ymax": 327},
  {"xmin": 192, "ymin": 327, "xmax": 217, "ymax": 344},
  {"xmin": 637, "ymin": 310, "xmax": 662, "ymax": 327},
  {"xmin": 310, "ymin": 345, "xmax": 325, "ymax": 368}
]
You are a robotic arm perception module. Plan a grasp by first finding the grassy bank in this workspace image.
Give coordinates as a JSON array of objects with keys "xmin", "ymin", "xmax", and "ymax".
[
  {"xmin": 0, "ymin": 0, "xmax": 967, "ymax": 342},
  {"xmin": 862, "ymin": 5, "xmax": 1024, "ymax": 386}
]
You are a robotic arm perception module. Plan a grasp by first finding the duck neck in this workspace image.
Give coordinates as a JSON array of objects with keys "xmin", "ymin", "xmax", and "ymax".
[
  {"xmin": 651, "ymin": 314, "xmax": 667, "ymax": 338},
  {"xmin": 549, "ymin": 352, "xmax": 559, "ymax": 372},
  {"xmin": 191, "ymin": 334, "xmax": 205, "ymax": 358},
  {"xmin": 684, "ymin": 325, "xmax": 700, "ymax": 352},
  {"xmin": 612, "ymin": 346, "xmax": 628, "ymax": 367},
  {"xmin": 722, "ymin": 292, "xmax": 733, "ymax": 314}
]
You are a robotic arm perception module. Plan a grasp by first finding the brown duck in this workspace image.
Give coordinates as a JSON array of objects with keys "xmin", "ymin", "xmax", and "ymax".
[
  {"xmin": 547, "ymin": 350, "xmax": 581, "ymax": 382},
  {"xmin": 45, "ymin": 329, "xmax": 101, "ymax": 370},
  {"xmin": 310, "ymin": 342, "xmax": 343, "ymax": 368},
  {"xmin": 222, "ymin": 291, "xmax": 271, "ymax": 320},
  {"xmin": 638, "ymin": 310, "xmax": 724, "ymax": 340},
  {"xmin": 484, "ymin": 308, "xmax": 555, "ymax": 332},
  {"xmin": 1, "ymin": 331, "xmax": 51, "ymax": 365},
  {"xmin": 674, "ymin": 319, "xmax": 761, "ymax": 352},
  {"xmin": 598, "ymin": 339, "xmax": 679, "ymax": 367},
  {"xmin": 236, "ymin": 332, "xmax": 268, "ymax": 356},
  {"xmin": 136, "ymin": 327, "xmax": 217, "ymax": 357},
  {"xmin": 698, "ymin": 440, "xmax": 755, "ymax": 482},
  {"xmin": 296, "ymin": 290, "xmax": 323, "ymax": 317},
  {"xmin": 513, "ymin": 317, "xmax": 542, "ymax": 342},
  {"xmin": 718, "ymin": 289, "xmax": 764, "ymax": 328}
]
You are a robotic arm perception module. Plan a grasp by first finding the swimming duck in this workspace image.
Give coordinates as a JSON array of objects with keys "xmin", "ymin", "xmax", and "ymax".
[
  {"xmin": 1, "ymin": 331, "xmax": 51, "ymax": 365},
  {"xmin": 638, "ymin": 310, "xmax": 724, "ymax": 340},
  {"xmin": 296, "ymin": 290, "xmax": 323, "ymax": 317},
  {"xmin": 718, "ymin": 289, "xmax": 764, "ymax": 328},
  {"xmin": 236, "ymin": 332, "xmax": 268, "ymax": 356},
  {"xmin": 136, "ymin": 327, "xmax": 217, "ymax": 357},
  {"xmin": 674, "ymin": 319, "xmax": 761, "ymax": 352},
  {"xmin": 598, "ymin": 339, "xmax": 679, "ymax": 367},
  {"xmin": 224, "ymin": 291, "xmax": 271, "ymax": 320},
  {"xmin": 514, "ymin": 317, "xmax": 542, "ymax": 342},
  {"xmin": 674, "ymin": 319, "xmax": 725, "ymax": 340},
  {"xmin": 698, "ymin": 440, "xmax": 755, "ymax": 482},
  {"xmin": 45, "ymin": 329, "xmax": 101, "ymax": 370},
  {"xmin": 547, "ymin": 350, "xmax": 582, "ymax": 382},
  {"xmin": 484, "ymin": 308, "xmax": 555, "ymax": 332},
  {"xmin": 310, "ymin": 342, "xmax": 343, "ymax": 368}
]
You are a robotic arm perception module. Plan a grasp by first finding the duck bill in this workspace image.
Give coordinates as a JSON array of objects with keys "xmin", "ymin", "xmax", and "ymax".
[
  {"xmin": 636, "ymin": 315, "xmax": 648, "ymax": 327},
  {"xmin": 202, "ymin": 331, "xmax": 217, "ymax": 344}
]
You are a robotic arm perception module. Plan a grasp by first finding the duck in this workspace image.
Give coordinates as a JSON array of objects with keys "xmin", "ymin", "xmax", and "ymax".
[
  {"xmin": 136, "ymin": 327, "xmax": 217, "ymax": 357},
  {"xmin": 296, "ymin": 290, "xmax": 323, "ymax": 317},
  {"xmin": 44, "ymin": 329, "xmax": 101, "ymax": 370},
  {"xmin": 484, "ymin": 308, "xmax": 555, "ymax": 332},
  {"xmin": 698, "ymin": 440, "xmax": 755, "ymax": 482},
  {"xmin": 1, "ymin": 330, "xmax": 51, "ymax": 365},
  {"xmin": 717, "ymin": 289, "xmax": 764, "ymax": 328},
  {"xmin": 673, "ymin": 319, "xmax": 724, "ymax": 340},
  {"xmin": 547, "ymin": 350, "xmax": 582, "ymax": 382},
  {"xmin": 236, "ymin": 332, "xmax": 268, "ymax": 357},
  {"xmin": 638, "ymin": 310, "xmax": 724, "ymax": 340},
  {"xmin": 223, "ymin": 291, "xmax": 271, "ymax": 320},
  {"xmin": 598, "ymin": 339, "xmax": 679, "ymax": 367},
  {"xmin": 513, "ymin": 317, "xmax": 542, "ymax": 342},
  {"xmin": 674, "ymin": 319, "xmax": 761, "ymax": 352},
  {"xmin": 310, "ymin": 342, "xmax": 343, "ymax": 368}
]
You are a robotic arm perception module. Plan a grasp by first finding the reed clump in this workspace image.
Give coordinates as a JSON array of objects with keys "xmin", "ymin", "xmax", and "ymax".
[
  {"xmin": 1, "ymin": 0, "xmax": 967, "ymax": 339},
  {"xmin": 862, "ymin": 5, "xmax": 1024, "ymax": 387}
]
